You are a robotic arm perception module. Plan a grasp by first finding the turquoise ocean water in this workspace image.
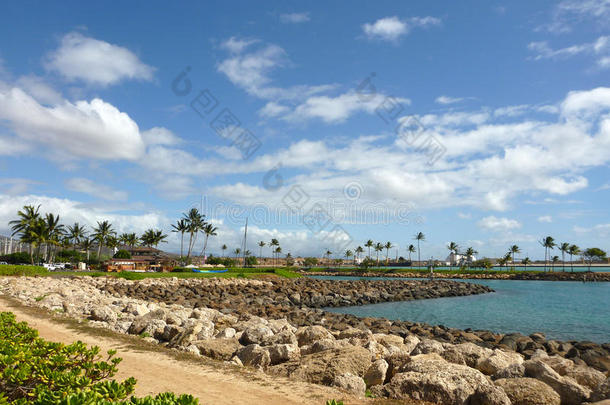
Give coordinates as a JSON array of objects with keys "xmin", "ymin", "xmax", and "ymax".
[{"xmin": 315, "ymin": 276, "xmax": 610, "ymax": 343}]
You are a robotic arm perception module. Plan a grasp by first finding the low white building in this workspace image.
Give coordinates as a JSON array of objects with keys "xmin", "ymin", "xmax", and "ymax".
[{"xmin": 445, "ymin": 252, "xmax": 476, "ymax": 266}]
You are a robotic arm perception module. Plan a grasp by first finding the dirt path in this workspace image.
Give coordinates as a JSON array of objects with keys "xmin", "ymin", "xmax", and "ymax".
[{"xmin": 0, "ymin": 296, "xmax": 369, "ymax": 405}]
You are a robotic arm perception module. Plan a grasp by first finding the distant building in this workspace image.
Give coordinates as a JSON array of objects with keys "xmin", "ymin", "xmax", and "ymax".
[
  {"xmin": 103, "ymin": 246, "xmax": 175, "ymax": 272},
  {"xmin": 445, "ymin": 252, "xmax": 476, "ymax": 266}
]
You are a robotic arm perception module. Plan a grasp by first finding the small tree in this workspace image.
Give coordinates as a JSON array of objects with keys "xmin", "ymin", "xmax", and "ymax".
[
  {"xmin": 583, "ymin": 247, "xmax": 607, "ymax": 271},
  {"xmin": 113, "ymin": 249, "xmax": 132, "ymax": 259}
]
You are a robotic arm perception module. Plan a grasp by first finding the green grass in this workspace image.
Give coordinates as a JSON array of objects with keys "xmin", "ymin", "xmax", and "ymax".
[{"xmin": 0, "ymin": 264, "xmax": 302, "ymax": 280}]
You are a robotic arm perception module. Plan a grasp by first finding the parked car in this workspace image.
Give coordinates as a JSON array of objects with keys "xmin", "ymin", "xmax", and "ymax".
[{"xmin": 0, "ymin": 261, "xmax": 7, "ymax": 265}]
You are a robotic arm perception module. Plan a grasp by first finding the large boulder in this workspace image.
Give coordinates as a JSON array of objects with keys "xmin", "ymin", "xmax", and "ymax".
[
  {"xmin": 495, "ymin": 378, "xmax": 560, "ymax": 405},
  {"xmin": 301, "ymin": 338, "xmax": 348, "ymax": 355},
  {"xmin": 195, "ymin": 338, "xmax": 241, "ymax": 361},
  {"xmin": 169, "ymin": 321, "xmax": 210, "ymax": 348},
  {"xmin": 491, "ymin": 363, "xmax": 525, "ymax": 380},
  {"xmin": 411, "ymin": 338, "xmax": 445, "ymax": 355},
  {"xmin": 373, "ymin": 333, "xmax": 405, "ymax": 348},
  {"xmin": 295, "ymin": 325, "xmax": 334, "ymax": 346},
  {"xmin": 403, "ymin": 334, "xmax": 420, "ymax": 353},
  {"xmin": 478, "ymin": 349, "xmax": 524, "ymax": 375},
  {"xmin": 364, "ymin": 359, "xmax": 388, "ymax": 387},
  {"xmin": 236, "ymin": 344, "xmax": 271, "ymax": 370},
  {"xmin": 89, "ymin": 306, "xmax": 117, "ymax": 323},
  {"xmin": 524, "ymin": 359, "xmax": 591, "ymax": 405},
  {"xmin": 127, "ymin": 309, "xmax": 167, "ymax": 335},
  {"xmin": 239, "ymin": 325, "xmax": 274, "ymax": 345},
  {"xmin": 383, "ymin": 354, "xmax": 511, "ymax": 405},
  {"xmin": 590, "ymin": 377, "xmax": 610, "ymax": 402},
  {"xmin": 267, "ymin": 343, "xmax": 300, "ymax": 365},
  {"xmin": 332, "ymin": 373, "xmax": 366, "ymax": 396},
  {"xmin": 269, "ymin": 345, "xmax": 372, "ymax": 385},
  {"xmin": 565, "ymin": 365, "xmax": 606, "ymax": 390}
]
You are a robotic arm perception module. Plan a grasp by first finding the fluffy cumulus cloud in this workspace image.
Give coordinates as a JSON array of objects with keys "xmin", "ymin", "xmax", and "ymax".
[
  {"xmin": 65, "ymin": 178, "xmax": 128, "ymax": 201},
  {"xmin": 538, "ymin": 215, "xmax": 553, "ymax": 223},
  {"xmin": 45, "ymin": 32, "xmax": 154, "ymax": 86},
  {"xmin": 0, "ymin": 86, "xmax": 146, "ymax": 160},
  {"xmin": 0, "ymin": 194, "xmax": 166, "ymax": 237},
  {"xmin": 191, "ymin": 86, "xmax": 610, "ymax": 215},
  {"xmin": 362, "ymin": 16, "xmax": 441, "ymax": 41},
  {"xmin": 477, "ymin": 216, "xmax": 522, "ymax": 232}
]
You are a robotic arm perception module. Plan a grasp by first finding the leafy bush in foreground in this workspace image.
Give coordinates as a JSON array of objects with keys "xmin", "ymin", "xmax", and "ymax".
[{"xmin": 0, "ymin": 312, "xmax": 198, "ymax": 405}]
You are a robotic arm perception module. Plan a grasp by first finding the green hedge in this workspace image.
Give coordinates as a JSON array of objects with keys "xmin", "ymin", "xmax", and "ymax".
[{"xmin": 0, "ymin": 312, "xmax": 198, "ymax": 405}]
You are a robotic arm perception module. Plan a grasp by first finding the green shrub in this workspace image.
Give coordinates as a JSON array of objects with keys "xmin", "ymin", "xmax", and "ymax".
[
  {"xmin": 325, "ymin": 400, "xmax": 344, "ymax": 405},
  {"xmin": 0, "ymin": 251, "xmax": 32, "ymax": 264},
  {"xmin": 113, "ymin": 250, "xmax": 132, "ymax": 259},
  {"xmin": 0, "ymin": 312, "xmax": 198, "ymax": 405}
]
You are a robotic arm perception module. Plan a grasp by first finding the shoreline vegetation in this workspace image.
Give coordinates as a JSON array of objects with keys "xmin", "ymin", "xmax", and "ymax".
[{"xmin": 1, "ymin": 275, "xmax": 608, "ymax": 405}]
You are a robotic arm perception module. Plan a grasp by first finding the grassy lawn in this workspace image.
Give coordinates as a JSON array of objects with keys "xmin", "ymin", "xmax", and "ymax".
[{"xmin": 0, "ymin": 264, "xmax": 302, "ymax": 280}]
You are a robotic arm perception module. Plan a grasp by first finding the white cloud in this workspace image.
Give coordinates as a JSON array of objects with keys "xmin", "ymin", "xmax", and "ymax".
[
  {"xmin": 561, "ymin": 86, "xmax": 610, "ymax": 116},
  {"xmin": 458, "ymin": 212, "xmax": 472, "ymax": 219},
  {"xmin": 280, "ymin": 12, "xmax": 310, "ymax": 24},
  {"xmin": 545, "ymin": 0, "xmax": 610, "ymax": 33},
  {"xmin": 286, "ymin": 92, "xmax": 410, "ymax": 123},
  {"xmin": 477, "ymin": 216, "xmax": 522, "ymax": 232},
  {"xmin": 259, "ymin": 101, "xmax": 290, "ymax": 117},
  {"xmin": 15, "ymin": 75, "xmax": 62, "ymax": 105},
  {"xmin": 362, "ymin": 16, "xmax": 441, "ymax": 42},
  {"xmin": 528, "ymin": 35, "xmax": 610, "ymax": 69},
  {"xmin": 573, "ymin": 223, "xmax": 610, "ymax": 237},
  {"xmin": 141, "ymin": 127, "xmax": 181, "ymax": 146},
  {"xmin": 45, "ymin": 32, "xmax": 154, "ymax": 86},
  {"xmin": 538, "ymin": 215, "xmax": 553, "ymax": 223},
  {"xmin": 0, "ymin": 193, "xmax": 166, "ymax": 238},
  {"xmin": 220, "ymin": 37, "xmax": 259, "ymax": 54},
  {"xmin": 65, "ymin": 177, "xmax": 128, "ymax": 201},
  {"xmin": 435, "ymin": 95, "xmax": 464, "ymax": 105},
  {"xmin": 0, "ymin": 86, "xmax": 146, "ymax": 160}
]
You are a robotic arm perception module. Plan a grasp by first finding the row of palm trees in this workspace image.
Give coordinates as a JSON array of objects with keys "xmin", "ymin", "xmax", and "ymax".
[
  {"xmin": 9, "ymin": 205, "xmax": 169, "ymax": 264},
  {"xmin": 170, "ymin": 208, "xmax": 218, "ymax": 260}
]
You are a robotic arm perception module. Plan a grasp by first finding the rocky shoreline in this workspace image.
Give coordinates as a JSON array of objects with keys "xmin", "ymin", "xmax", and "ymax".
[
  {"xmin": 1, "ymin": 276, "xmax": 608, "ymax": 405},
  {"xmin": 303, "ymin": 270, "xmax": 610, "ymax": 282}
]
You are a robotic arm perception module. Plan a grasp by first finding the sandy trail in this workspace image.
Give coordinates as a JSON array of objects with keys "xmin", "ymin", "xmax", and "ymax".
[{"xmin": 0, "ymin": 296, "xmax": 368, "ymax": 405}]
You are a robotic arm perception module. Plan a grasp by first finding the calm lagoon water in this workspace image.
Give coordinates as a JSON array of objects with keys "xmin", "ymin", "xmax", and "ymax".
[{"xmin": 315, "ymin": 276, "xmax": 610, "ymax": 343}]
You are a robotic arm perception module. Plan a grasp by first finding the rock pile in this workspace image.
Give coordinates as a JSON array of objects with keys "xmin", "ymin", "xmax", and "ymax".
[{"xmin": 0, "ymin": 276, "xmax": 608, "ymax": 405}]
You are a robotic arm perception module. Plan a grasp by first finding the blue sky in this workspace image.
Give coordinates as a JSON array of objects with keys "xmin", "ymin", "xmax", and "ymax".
[{"xmin": 1, "ymin": 0, "xmax": 610, "ymax": 260}]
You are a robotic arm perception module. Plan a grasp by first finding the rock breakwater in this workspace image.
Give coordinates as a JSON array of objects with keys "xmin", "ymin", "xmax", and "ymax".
[{"xmin": 1, "ymin": 276, "xmax": 608, "ymax": 405}]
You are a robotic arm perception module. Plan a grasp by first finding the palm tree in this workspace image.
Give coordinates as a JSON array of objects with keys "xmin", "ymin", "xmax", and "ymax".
[
  {"xmin": 106, "ymin": 235, "xmax": 119, "ymax": 254},
  {"xmin": 414, "ymin": 232, "xmax": 425, "ymax": 270},
  {"xmin": 365, "ymin": 240, "xmax": 374, "ymax": 259},
  {"xmin": 67, "ymin": 223, "xmax": 87, "ymax": 250},
  {"xmin": 119, "ymin": 232, "xmax": 139, "ymax": 248},
  {"xmin": 171, "ymin": 219, "xmax": 188, "ymax": 259},
  {"xmin": 407, "ymin": 244, "xmax": 416, "ymax": 269},
  {"xmin": 374, "ymin": 242, "xmax": 383, "ymax": 267},
  {"xmin": 522, "ymin": 257, "xmax": 531, "ymax": 270},
  {"xmin": 9, "ymin": 205, "xmax": 41, "ymax": 263},
  {"xmin": 183, "ymin": 208, "xmax": 205, "ymax": 259},
  {"xmin": 384, "ymin": 242, "xmax": 393, "ymax": 266},
  {"xmin": 199, "ymin": 223, "xmax": 218, "ymax": 259},
  {"xmin": 465, "ymin": 247, "xmax": 477, "ymax": 268},
  {"xmin": 270, "ymin": 238, "xmax": 279, "ymax": 265},
  {"xmin": 92, "ymin": 220, "xmax": 115, "ymax": 259},
  {"xmin": 140, "ymin": 229, "xmax": 156, "ymax": 247},
  {"xmin": 509, "ymin": 245, "xmax": 520, "ymax": 269},
  {"xmin": 568, "ymin": 244, "xmax": 580, "ymax": 272},
  {"xmin": 43, "ymin": 213, "xmax": 64, "ymax": 263},
  {"xmin": 355, "ymin": 246, "xmax": 364, "ymax": 265},
  {"xmin": 258, "ymin": 241, "xmax": 266, "ymax": 260},
  {"xmin": 152, "ymin": 230, "xmax": 168, "ymax": 248},
  {"xmin": 81, "ymin": 238, "xmax": 94, "ymax": 261},
  {"xmin": 274, "ymin": 246, "xmax": 282, "ymax": 266},
  {"xmin": 540, "ymin": 236, "xmax": 556, "ymax": 272},
  {"xmin": 233, "ymin": 248, "xmax": 241, "ymax": 265},
  {"xmin": 325, "ymin": 249, "xmax": 332, "ymax": 263},
  {"xmin": 559, "ymin": 243, "xmax": 570, "ymax": 272},
  {"xmin": 344, "ymin": 249, "xmax": 353, "ymax": 266},
  {"xmin": 447, "ymin": 242, "xmax": 459, "ymax": 271},
  {"xmin": 221, "ymin": 244, "xmax": 228, "ymax": 257},
  {"xmin": 552, "ymin": 255, "xmax": 560, "ymax": 271}
]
